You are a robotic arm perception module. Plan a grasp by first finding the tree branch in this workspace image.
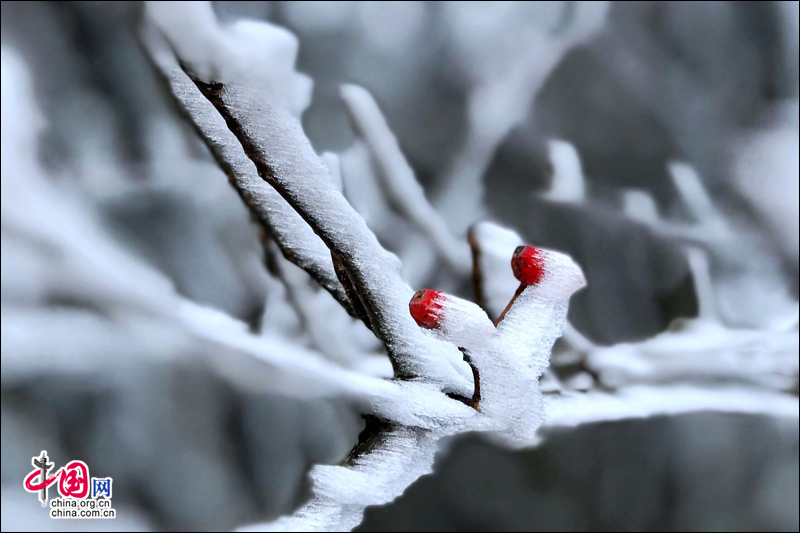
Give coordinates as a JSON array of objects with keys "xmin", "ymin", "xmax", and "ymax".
[
  {"xmin": 189, "ymin": 75, "xmax": 473, "ymax": 395},
  {"xmin": 158, "ymin": 61, "xmax": 355, "ymax": 316}
]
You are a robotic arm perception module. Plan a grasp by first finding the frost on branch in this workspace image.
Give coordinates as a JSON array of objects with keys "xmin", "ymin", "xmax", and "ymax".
[
  {"xmin": 146, "ymin": 2, "xmax": 477, "ymax": 393},
  {"xmin": 435, "ymin": 1, "xmax": 609, "ymax": 232},
  {"xmin": 145, "ymin": 1, "xmax": 312, "ymax": 116},
  {"xmin": 143, "ymin": 4, "xmax": 587, "ymax": 529},
  {"xmin": 337, "ymin": 87, "xmax": 465, "ymax": 289},
  {"xmin": 339, "ymin": 84, "xmax": 471, "ymax": 275},
  {"xmin": 6, "ymin": 2, "xmax": 798, "ymax": 531},
  {"xmin": 264, "ymin": 245, "xmax": 585, "ymax": 531},
  {"xmin": 410, "ymin": 246, "xmax": 585, "ymax": 432},
  {"xmin": 531, "ymin": 136, "xmax": 799, "ymax": 393},
  {"xmin": 0, "ymin": 44, "xmax": 386, "ymax": 402},
  {"xmin": 468, "ymin": 221, "xmax": 526, "ymax": 320},
  {"xmin": 143, "ymin": 20, "xmax": 354, "ymax": 317},
  {"xmin": 177, "ymin": 75, "xmax": 476, "ymax": 394}
]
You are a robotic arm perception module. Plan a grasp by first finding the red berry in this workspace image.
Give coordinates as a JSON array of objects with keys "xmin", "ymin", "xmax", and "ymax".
[
  {"xmin": 511, "ymin": 245, "xmax": 545, "ymax": 285},
  {"xmin": 409, "ymin": 289, "xmax": 445, "ymax": 329}
]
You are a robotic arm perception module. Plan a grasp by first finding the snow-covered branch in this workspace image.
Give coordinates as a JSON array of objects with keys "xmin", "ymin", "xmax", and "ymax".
[
  {"xmin": 147, "ymin": 38, "xmax": 355, "ymax": 317},
  {"xmin": 435, "ymin": 1, "xmax": 609, "ymax": 233},
  {"xmin": 188, "ymin": 76, "xmax": 472, "ymax": 393},
  {"xmin": 340, "ymin": 84, "xmax": 471, "ymax": 274},
  {"xmin": 143, "ymin": 5, "xmax": 589, "ymax": 530}
]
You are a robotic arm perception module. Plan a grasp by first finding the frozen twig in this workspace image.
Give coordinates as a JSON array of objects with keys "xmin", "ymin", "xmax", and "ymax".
[
  {"xmin": 621, "ymin": 163, "xmax": 731, "ymax": 246},
  {"xmin": 337, "ymin": 139, "xmax": 440, "ymax": 289},
  {"xmin": 145, "ymin": 0, "xmax": 472, "ymax": 389},
  {"xmin": 624, "ymin": 163, "xmax": 733, "ymax": 246},
  {"xmin": 0, "ymin": 44, "xmax": 386, "ymax": 402},
  {"xmin": 148, "ymin": 7, "xmax": 468, "ymax": 384},
  {"xmin": 436, "ymin": 1, "xmax": 608, "ymax": 233},
  {"xmin": 263, "ymin": 241, "xmax": 385, "ymax": 371},
  {"xmin": 186, "ymin": 78, "xmax": 472, "ymax": 392},
  {"xmin": 143, "ymin": 7, "xmax": 589, "ymax": 530},
  {"xmin": 547, "ymin": 385, "xmax": 800, "ymax": 427},
  {"xmin": 261, "ymin": 243, "xmax": 586, "ymax": 531},
  {"xmin": 468, "ymin": 221, "xmax": 526, "ymax": 320},
  {"xmin": 468, "ymin": 222, "xmax": 591, "ymax": 352},
  {"xmin": 620, "ymin": 162, "xmax": 799, "ymax": 329},
  {"xmin": 606, "ymin": 182, "xmax": 798, "ymax": 391},
  {"xmin": 683, "ymin": 246, "xmax": 719, "ymax": 322},
  {"xmin": 410, "ymin": 245, "xmax": 586, "ymax": 430},
  {"xmin": 320, "ymin": 152, "xmax": 344, "ymax": 192},
  {"xmin": 584, "ymin": 320, "xmax": 799, "ymax": 392},
  {"xmin": 339, "ymin": 84, "xmax": 471, "ymax": 274},
  {"xmin": 145, "ymin": 32, "xmax": 355, "ymax": 317},
  {"xmin": 623, "ymin": 188, "xmax": 660, "ymax": 226},
  {"xmin": 669, "ymin": 162, "xmax": 731, "ymax": 240}
]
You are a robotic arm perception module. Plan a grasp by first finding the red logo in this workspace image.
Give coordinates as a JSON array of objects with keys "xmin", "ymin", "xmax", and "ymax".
[
  {"xmin": 24, "ymin": 451, "xmax": 90, "ymax": 505},
  {"xmin": 58, "ymin": 461, "xmax": 90, "ymax": 498}
]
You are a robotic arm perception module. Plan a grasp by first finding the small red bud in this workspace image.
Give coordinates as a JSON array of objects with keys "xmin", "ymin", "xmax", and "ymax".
[
  {"xmin": 511, "ymin": 245, "xmax": 545, "ymax": 285},
  {"xmin": 409, "ymin": 289, "xmax": 445, "ymax": 329}
]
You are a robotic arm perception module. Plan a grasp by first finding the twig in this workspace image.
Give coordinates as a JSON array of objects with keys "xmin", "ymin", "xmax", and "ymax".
[
  {"xmin": 340, "ymin": 84, "xmax": 471, "ymax": 274},
  {"xmin": 152, "ymin": 53, "xmax": 355, "ymax": 316},
  {"xmin": 189, "ymin": 75, "xmax": 473, "ymax": 394}
]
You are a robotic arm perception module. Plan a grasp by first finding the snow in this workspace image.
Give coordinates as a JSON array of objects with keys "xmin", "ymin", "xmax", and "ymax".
[
  {"xmin": 145, "ymin": 1, "xmax": 312, "ymax": 116},
  {"xmin": 487, "ymin": 249, "xmax": 586, "ymax": 436},
  {"xmin": 263, "ymin": 242, "xmax": 388, "ymax": 373},
  {"xmin": 668, "ymin": 162, "xmax": 731, "ymax": 241},
  {"xmin": 585, "ymin": 320, "xmax": 799, "ymax": 391},
  {"xmin": 140, "ymin": 7, "xmax": 797, "ymax": 531},
  {"xmin": 340, "ymin": 84, "xmax": 471, "ymax": 274},
  {"xmin": 0, "ymin": 45, "xmax": 387, "ymax": 405},
  {"xmin": 618, "ymin": 159, "xmax": 800, "ymax": 330},
  {"xmin": 623, "ymin": 189, "xmax": 661, "ymax": 226},
  {"xmin": 7, "ymin": 5, "xmax": 798, "ymax": 533},
  {"xmin": 731, "ymin": 102, "xmax": 800, "ymax": 264},
  {"xmin": 144, "ymin": 31, "xmax": 353, "ymax": 314},
  {"xmin": 546, "ymin": 385, "xmax": 799, "ymax": 427},
  {"xmin": 563, "ymin": 372, "xmax": 595, "ymax": 391},
  {"xmin": 245, "ymin": 245, "xmax": 586, "ymax": 531},
  {"xmin": 186, "ymin": 77, "xmax": 475, "ymax": 395},
  {"xmin": 435, "ymin": 2, "xmax": 608, "ymax": 233},
  {"xmin": 542, "ymin": 139, "xmax": 586, "ymax": 203},
  {"xmin": 321, "ymin": 152, "xmax": 344, "ymax": 192},
  {"xmin": 469, "ymin": 221, "xmax": 525, "ymax": 320},
  {"xmin": 258, "ymin": 426, "xmax": 448, "ymax": 532},
  {"xmin": 338, "ymin": 141, "xmax": 394, "ymax": 234},
  {"xmin": 684, "ymin": 246, "xmax": 719, "ymax": 321}
]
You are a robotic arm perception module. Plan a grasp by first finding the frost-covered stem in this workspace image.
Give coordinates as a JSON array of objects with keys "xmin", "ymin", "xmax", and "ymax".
[
  {"xmin": 161, "ymin": 65, "xmax": 355, "ymax": 316},
  {"xmin": 190, "ymin": 76, "xmax": 472, "ymax": 394},
  {"xmin": 433, "ymin": 52, "xmax": 566, "ymax": 233},
  {"xmin": 435, "ymin": 2, "xmax": 607, "ymax": 234},
  {"xmin": 433, "ymin": 114, "xmax": 496, "ymax": 233},
  {"xmin": 264, "ymin": 243, "xmax": 584, "ymax": 530},
  {"xmin": 340, "ymin": 84, "xmax": 471, "ymax": 274},
  {"xmin": 623, "ymin": 163, "xmax": 732, "ymax": 247},
  {"xmin": 467, "ymin": 227, "xmax": 489, "ymax": 311},
  {"xmin": 331, "ymin": 251, "xmax": 372, "ymax": 331},
  {"xmin": 412, "ymin": 249, "xmax": 584, "ymax": 431},
  {"xmin": 684, "ymin": 246, "xmax": 719, "ymax": 322},
  {"xmin": 460, "ymin": 349, "xmax": 482, "ymax": 409},
  {"xmin": 543, "ymin": 139, "xmax": 587, "ymax": 203},
  {"xmin": 669, "ymin": 162, "xmax": 730, "ymax": 236},
  {"xmin": 494, "ymin": 283, "xmax": 526, "ymax": 325},
  {"xmin": 495, "ymin": 282, "xmax": 573, "ymax": 362},
  {"xmin": 263, "ymin": 240, "xmax": 315, "ymax": 333}
]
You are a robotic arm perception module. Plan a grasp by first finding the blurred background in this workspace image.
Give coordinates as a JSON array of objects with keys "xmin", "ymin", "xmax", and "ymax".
[{"xmin": 1, "ymin": 1, "xmax": 798, "ymax": 531}]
